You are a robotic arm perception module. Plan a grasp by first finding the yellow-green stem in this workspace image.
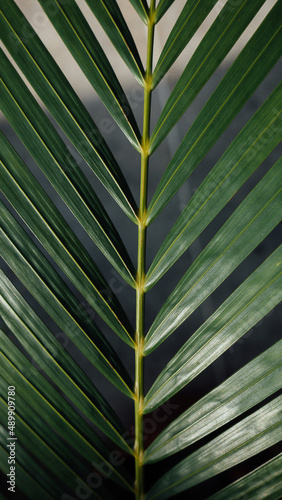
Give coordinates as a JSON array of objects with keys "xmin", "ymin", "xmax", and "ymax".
[{"xmin": 135, "ymin": 2, "xmax": 155, "ymax": 498}]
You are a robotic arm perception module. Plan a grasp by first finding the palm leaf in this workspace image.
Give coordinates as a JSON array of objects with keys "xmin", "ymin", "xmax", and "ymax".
[
  {"xmin": 0, "ymin": 414, "xmax": 100, "ymax": 499},
  {"xmin": 148, "ymin": 1, "xmax": 281, "ymax": 219},
  {"xmin": 146, "ymin": 85, "xmax": 281, "ymax": 287},
  {"xmin": 84, "ymin": 0, "xmax": 145, "ymax": 84},
  {"xmin": 144, "ymin": 161, "xmax": 281, "ymax": 352},
  {"xmin": 0, "ymin": 0, "xmax": 139, "ymax": 222},
  {"xmin": 0, "ymin": 375, "xmax": 112, "ymax": 498},
  {"xmin": 144, "ymin": 339, "xmax": 282, "ymax": 461},
  {"xmin": 0, "ymin": 273, "xmax": 132, "ymax": 438},
  {"xmin": 0, "ymin": 334, "xmax": 133, "ymax": 489},
  {"xmin": 144, "ymin": 248, "xmax": 282, "ymax": 411},
  {"xmin": 0, "ymin": 430, "xmax": 56, "ymax": 500},
  {"xmin": 0, "ymin": 0, "xmax": 281, "ymax": 498},
  {"xmin": 208, "ymin": 454, "xmax": 282, "ymax": 500},
  {"xmin": 37, "ymin": 0, "xmax": 141, "ymax": 149},
  {"xmin": 128, "ymin": 0, "xmax": 149, "ymax": 23},
  {"xmin": 0, "ymin": 197, "xmax": 135, "ymax": 346},
  {"xmin": 0, "ymin": 331, "xmax": 131, "ymax": 456},
  {"xmin": 152, "ymin": 0, "xmax": 218, "ymax": 88},
  {"xmin": 154, "ymin": 0, "xmax": 175, "ymax": 23},
  {"xmin": 0, "ymin": 201, "xmax": 135, "ymax": 383},
  {"xmin": 151, "ymin": 0, "xmax": 267, "ymax": 113},
  {"xmin": 0, "ymin": 57, "xmax": 136, "ymax": 287}
]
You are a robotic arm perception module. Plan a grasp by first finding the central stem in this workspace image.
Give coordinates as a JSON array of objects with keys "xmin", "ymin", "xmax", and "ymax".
[{"xmin": 134, "ymin": 3, "xmax": 155, "ymax": 499}]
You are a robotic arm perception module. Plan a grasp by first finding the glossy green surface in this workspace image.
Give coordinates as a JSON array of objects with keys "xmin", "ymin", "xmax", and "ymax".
[
  {"xmin": 0, "ymin": 64, "xmax": 136, "ymax": 287},
  {"xmin": 208, "ymin": 454, "xmax": 282, "ymax": 500},
  {"xmin": 146, "ymin": 85, "xmax": 281, "ymax": 288},
  {"xmin": 146, "ymin": 396, "xmax": 282, "ymax": 499},
  {"xmin": 144, "ymin": 248, "xmax": 282, "ymax": 411},
  {"xmin": 145, "ymin": 162, "xmax": 282, "ymax": 353},
  {"xmin": 0, "ymin": 404, "xmax": 102, "ymax": 499},
  {"xmin": 128, "ymin": 0, "xmax": 148, "ymax": 23},
  {"xmin": 152, "ymin": 0, "xmax": 218, "ymax": 88},
  {"xmin": 0, "ymin": 274, "xmax": 131, "ymax": 446},
  {"xmin": 0, "ymin": 335, "xmax": 133, "ymax": 489},
  {"xmin": 0, "ymin": 200, "xmax": 134, "ymax": 347},
  {"xmin": 0, "ymin": 129, "xmax": 135, "ymax": 330},
  {"xmin": 0, "ymin": 440, "xmax": 53, "ymax": 500},
  {"xmin": 0, "ymin": 0, "xmax": 138, "ymax": 222},
  {"xmin": 145, "ymin": 340, "xmax": 282, "ymax": 460},
  {"xmin": 0, "ymin": 1, "xmax": 281, "ymax": 498},
  {"xmin": 0, "ymin": 202, "xmax": 134, "ymax": 389},
  {"xmin": 37, "ymin": 0, "xmax": 141, "ymax": 149},
  {"xmin": 0, "ymin": 375, "xmax": 110, "ymax": 498},
  {"xmin": 85, "ymin": 0, "xmax": 144, "ymax": 83},
  {"xmin": 148, "ymin": 2, "xmax": 281, "ymax": 221}
]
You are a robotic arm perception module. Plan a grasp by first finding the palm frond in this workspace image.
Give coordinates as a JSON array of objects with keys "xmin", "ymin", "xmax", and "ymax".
[
  {"xmin": 0, "ymin": 0, "xmax": 281, "ymax": 498},
  {"xmin": 0, "ymin": 0, "xmax": 139, "ymax": 222}
]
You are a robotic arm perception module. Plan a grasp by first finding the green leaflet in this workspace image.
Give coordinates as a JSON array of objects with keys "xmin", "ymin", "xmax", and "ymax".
[
  {"xmin": 0, "ymin": 201, "xmax": 135, "ymax": 386},
  {"xmin": 208, "ymin": 454, "xmax": 282, "ymax": 500},
  {"xmin": 0, "ymin": 273, "xmax": 132, "ymax": 449},
  {"xmin": 151, "ymin": 0, "xmax": 265, "ymax": 119},
  {"xmin": 0, "ymin": 375, "xmax": 110, "ymax": 498},
  {"xmin": 0, "ymin": 0, "xmax": 138, "ymax": 223},
  {"xmin": 0, "ymin": 57, "xmax": 136, "ymax": 287},
  {"xmin": 128, "ymin": 0, "xmax": 149, "ymax": 23},
  {"xmin": 146, "ymin": 396, "xmax": 282, "ymax": 499},
  {"xmin": 37, "ymin": 0, "xmax": 141, "ymax": 149},
  {"xmin": 146, "ymin": 85, "xmax": 282, "ymax": 289},
  {"xmin": 148, "ymin": 1, "xmax": 281, "ymax": 221},
  {"xmin": 0, "ymin": 335, "xmax": 134, "ymax": 489},
  {"xmin": 0, "ymin": 144, "xmax": 134, "ymax": 343},
  {"xmin": 144, "ymin": 339, "xmax": 282, "ymax": 461},
  {"xmin": 84, "ymin": 0, "xmax": 144, "ymax": 84},
  {"xmin": 154, "ymin": 0, "xmax": 175, "ymax": 23},
  {"xmin": 152, "ymin": 0, "xmax": 218, "ymax": 88},
  {"xmin": 144, "ymin": 248, "xmax": 282, "ymax": 411},
  {"xmin": 0, "ymin": 331, "xmax": 131, "ymax": 455},
  {"xmin": 0, "ymin": 204, "xmax": 134, "ymax": 348},
  {"xmin": 0, "ymin": 131, "xmax": 135, "ymax": 329},
  {"xmin": 0, "ymin": 403, "xmax": 101, "ymax": 499},
  {"xmin": 144, "ymin": 161, "xmax": 282, "ymax": 354}
]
